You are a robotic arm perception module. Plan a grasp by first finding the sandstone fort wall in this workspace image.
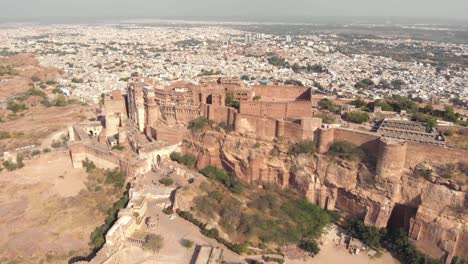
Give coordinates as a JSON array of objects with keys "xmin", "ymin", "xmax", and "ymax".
[
  {"xmin": 317, "ymin": 128, "xmax": 336, "ymax": 154},
  {"xmin": 240, "ymin": 102, "xmax": 287, "ymax": 119},
  {"xmin": 69, "ymin": 142, "xmax": 145, "ymax": 178},
  {"xmin": 239, "ymin": 101, "xmax": 312, "ymax": 120},
  {"xmin": 286, "ymin": 101, "xmax": 313, "ymax": 118},
  {"xmin": 154, "ymin": 127, "xmax": 183, "ymax": 144},
  {"xmin": 405, "ymin": 143, "xmax": 468, "ymax": 168},
  {"xmin": 70, "ymin": 143, "xmax": 120, "ymax": 170},
  {"xmin": 333, "ymin": 129, "xmax": 380, "ymax": 155},
  {"xmin": 318, "ymin": 128, "xmax": 468, "ymax": 168},
  {"xmin": 234, "ymin": 114, "xmax": 277, "ymax": 140},
  {"xmin": 173, "ymin": 106, "xmax": 202, "ymax": 123},
  {"xmin": 376, "ymin": 138, "xmax": 407, "ymax": 183},
  {"xmin": 253, "ymin": 85, "xmax": 311, "ymax": 101},
  {"xmin": 276, "ymin": 120, "xmax": 303, "ymax": 141},
  {"xmin": 206, "ymin": 105, "xmax": 236, "ymax": 127}
]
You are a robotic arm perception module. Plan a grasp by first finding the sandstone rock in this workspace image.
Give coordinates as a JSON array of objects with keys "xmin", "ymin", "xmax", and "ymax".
[{"xmin": 180, "ymin": 130, "xmax": 468, "ymax": 262}]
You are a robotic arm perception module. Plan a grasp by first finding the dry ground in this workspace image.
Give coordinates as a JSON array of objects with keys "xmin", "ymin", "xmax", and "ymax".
[
  {"xmin": 286, "ymin": 226, "xmax": 399, "ymax": 264},
  {"xmin": 0, "ymin": 53, "xmax": 96, "ymax": 153},
  {"xmin": 0, "ymin": 151, "xmax": 123, "ymax": 264},
  {"xmin": 0, "ymin": 53, "xmax": 119, "ymax": 264},
  {"xmin": 443, "ymin": 127, "xmax": 468, "ymax": 150},
  {"xmin": 0, "ymin": 104, "xmax": 95, "ymax": 153},
  {"xmin": 0, "ymin": 53, "xmax": 64, "ymax": 101},
  {"xmin": 105, "ymin": 202, "xmax": 244, "ymax": 264}
]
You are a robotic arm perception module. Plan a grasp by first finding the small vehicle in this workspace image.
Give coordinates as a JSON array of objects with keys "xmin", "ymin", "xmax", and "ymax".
[
  {"xmin": 169, "ymin": 214, "xmax": 177, "ymax": 220},
  {"xmin": 188, "ymin": 178, "xmax": 195, "ymax": 184}
]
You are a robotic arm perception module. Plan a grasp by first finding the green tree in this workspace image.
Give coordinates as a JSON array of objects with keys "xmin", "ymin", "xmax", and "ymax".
[
  {"xmin": 232, "ymin": 242, "xmax": 250, "ymax": 254},
  {"xmin": 268, "ymin": 56, "xmax": 286, "ymax": 67},
  {"xmin": 444, "ymin": 106, "xmax": 459, "ymax": 123},
  {"xmin": 7, "ymin": 101, "xmax": 27, "ymax": 113},
  {"xmin": 300, "ymin": 240, "xmax": 320, "ymax": 255},
  {"xmin": 199, "ymin": 166, "xmax": 243, "ymax": 193},
  {"xmin": 16, "ymin": 155, "xmax": 24, "ymax": 169},
  {"xmin": 386, "ymin": 97, "xmax": 417, "ymax": 113},
  {"xmin": 40, "ymin": 98, "xmax": 52, "ymax": 107},
  {"xmin": 315, "ymin": 113, "xmax": 336, "ymax": 124},
  {"xmin": 288, "ymin": 140, "xmax": 316, "ymax": 155},
  {"xmin": 188, "ymin": 117, "xmax": 211, "ymax": 133},
  {"xmin": 159, "ymin": 178, "xmax": 174, "ymax": 186},
  {"xmin": 225, "ymin": 92, "xmax": 240, "ymax": 110},
  {"xmin": 319, "ymin": 98, "xmax": 339, "ymax": 113},
  {"xmin": 292, "ymin": 63, "xmax": 301, "ymax": 73},
  {"xmin": 350, "ymin": 98, "xmax": 366, "ymax": 108},
  {"xmin": 55, "ymin": 94, "xmax": 67, "ymax": 107},
  {"xmin": 355, "ymin": 78, "xmax": 374, "ymax": 88},
  {"xmin": 143, "ymin": 234, "xmax": 164, "ymax": 252},
  {"xmin": 112, "ymin": 145, "xmax": 124, "ymax": 151},
  {"xmin": 71, "ymin": 77, "xmax": 84, "ymax": 83},
  {"xmin": 2, "ymin": 160, "xmax": 18, "ymax": 171},
  {"xmin": 307, "ymin": 64, "xmax": 328, "ymax": 73},
  {"xmin": 180, "ymin": 239, "xmax": 194, "ymax": 249},
  {"xmin": 423, "ymin": 104, "xmax": 434, "ymax": 115},
  {"xmin": 82, "ymin": 158, "xmax": 96, "ymax": 172},
  {"xmin": 202, "ymin": 228, "xmax": 220, "ymax": 238},
  {"xmin": 169, "ymin": 152, "xmax": 197, "ymax": 168},
  {"xmin": 391, "ymin": 79, "xmax": 406, "ymax": 90},
  {"xmin": 347, "ymin": 219, "xmax": 385, "ymax": 249},
  {"xmin": 27, "ymin": 88, "xmax": 46, "ymax": 98},
  {"xmin": 328, "ymin": 141, "xmax": 365, "ymax": 161},
  {"xmin": 0, "ymin": 131, "xmax": 11, "ymax": 139},
  {"xmin": 89, "ymin": 184, "xmax": 130, "ymax": 250},
  {"xmin": 208, "ymin": 191, "xmax": 223, "ymax": 202},
  {"xmin": 370, "ymin": 99, "xmax": 393, "ymax": 111},
  {"xmin": 105, "ymin": 168, "xmax": 127, "ymax": 188},
  {"xmin": 411, "ymin": 112, "xmax": 437, "ymax": 132},
  {"xmin": 343, "ymin": 111, "xmax": 370, "ymax": 124}
]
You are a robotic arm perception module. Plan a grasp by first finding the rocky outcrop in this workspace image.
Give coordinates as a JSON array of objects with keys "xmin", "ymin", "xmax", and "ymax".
[
  {"xmin": 409, "ymin": 184, "xmax": 467, "ymax": 261},
  {"xmin": 181, "ymin": 129, "xmax": 468, "ymax": 263}
]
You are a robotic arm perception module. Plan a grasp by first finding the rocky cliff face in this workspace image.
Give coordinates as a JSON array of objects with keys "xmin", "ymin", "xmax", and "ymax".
[{"xmin": 181, "ymin": 130, "xmax": 467, "ymax": 263}]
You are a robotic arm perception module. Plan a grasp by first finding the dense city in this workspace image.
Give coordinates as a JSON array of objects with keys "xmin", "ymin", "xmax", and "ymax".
[{"xmin": 1, "ymin": 22, "xmax": 466, "ymax": 105}]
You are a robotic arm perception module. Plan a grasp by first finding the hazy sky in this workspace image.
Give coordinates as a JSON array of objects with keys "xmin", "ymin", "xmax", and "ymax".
[{"xmin": 1, "ymin": 0, "xmax": 467, "ymax": 22}]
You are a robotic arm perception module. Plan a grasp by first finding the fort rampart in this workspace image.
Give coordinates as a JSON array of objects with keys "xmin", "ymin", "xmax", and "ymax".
[
  {"xmin": 69, "ymin": 142, "xmax": 143, "ymax": 177},
  {"xmin": 70, "ymin": 143, "xmax": 120, "ymax": 170},
  {"xmin": 206, "ymin": 104, "xmax": 237, "ymax": 127},
  {"xmin": 317, "ymin": 128, "xmax": 468, "ymax": 169},
  {"xmin": 239, "ymin": 101, "xmax": 312, "ymax": 119},
  {"xmin": 252, "ymin": 85, "xmax": 311, "ymax": 101}
]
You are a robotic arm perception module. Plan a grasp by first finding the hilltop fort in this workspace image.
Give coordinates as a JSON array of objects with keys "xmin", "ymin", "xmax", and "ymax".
[{"xmin": 68, "ymin": 76, "xmax": 467, "ymax": 263}]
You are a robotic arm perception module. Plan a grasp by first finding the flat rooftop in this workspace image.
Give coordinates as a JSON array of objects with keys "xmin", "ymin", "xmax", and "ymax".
[{"xmin": 376, "ymin": 119, "xmax": 444, "ymax": 145}]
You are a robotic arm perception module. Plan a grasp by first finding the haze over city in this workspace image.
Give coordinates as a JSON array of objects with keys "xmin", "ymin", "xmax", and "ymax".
[{"xmin": 1, "ymin": 0, "xmax": 468, "ymax": 23}]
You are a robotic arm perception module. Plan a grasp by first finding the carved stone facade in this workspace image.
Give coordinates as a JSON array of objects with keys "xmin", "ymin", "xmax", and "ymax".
[{"xmin": 126, "ymin": 77, "xmax": 321, "ymax": 142}]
